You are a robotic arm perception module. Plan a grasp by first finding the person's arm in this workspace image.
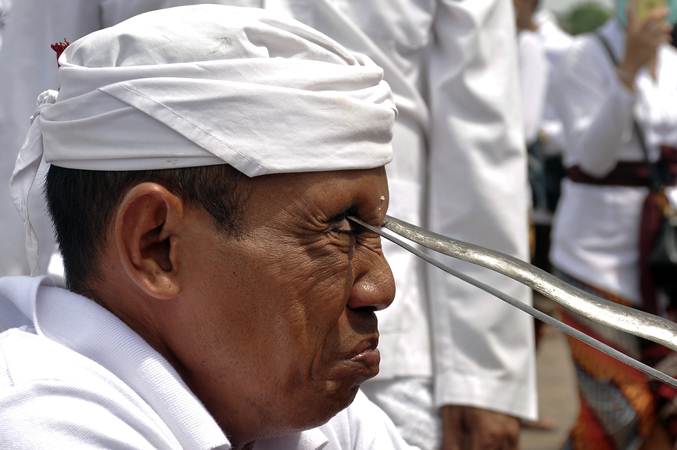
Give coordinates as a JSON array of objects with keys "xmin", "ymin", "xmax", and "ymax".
[
  {"xmin": 427, "ymin": 1, "xmax": 536, "ymax": 449},
  {"xmin": 557, "ymin": 38, "xmax": 636, "ymax": 176},
  {"xmin": 560, "ymin": 9, "xmax": 671, "ymax": 176},
  {"xmin": 518, "ymin": 31, "xmax": 549, "ymax": 144}
]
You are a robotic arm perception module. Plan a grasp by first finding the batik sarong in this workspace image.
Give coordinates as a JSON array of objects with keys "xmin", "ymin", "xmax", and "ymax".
[{"xmin": 556, "ymin": 270, "xmax": 676, "ymax": 450}]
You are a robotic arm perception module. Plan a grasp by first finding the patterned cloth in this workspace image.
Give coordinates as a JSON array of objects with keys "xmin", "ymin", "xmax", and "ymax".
[{"xmin": 556, "ymin": 269, "xmax": 676, "ymax": 450}]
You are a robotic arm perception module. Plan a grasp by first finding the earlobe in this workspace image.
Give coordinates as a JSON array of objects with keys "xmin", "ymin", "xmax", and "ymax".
[{"xmin": 114, "ymin": 183, "xmax": 184, "ymax": 300}]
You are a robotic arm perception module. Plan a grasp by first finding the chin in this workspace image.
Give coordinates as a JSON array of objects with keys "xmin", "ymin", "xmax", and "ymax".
[{"xmin": 289, "ymin": 383, "xmax": 360, "ymax": 431}]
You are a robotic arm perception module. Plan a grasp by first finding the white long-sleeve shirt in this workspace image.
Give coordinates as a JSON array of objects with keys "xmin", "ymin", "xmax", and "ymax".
[
  {"xmin": 0, "ymin": 276, "xmax": 414, "ymax": 450},
  {"xmin": 550, "ymin": 20, "xmax": 677, "ymax": 303},
  {"xmin": 0, "ymin": 0, "xmax": 536, "ymax": 423}
]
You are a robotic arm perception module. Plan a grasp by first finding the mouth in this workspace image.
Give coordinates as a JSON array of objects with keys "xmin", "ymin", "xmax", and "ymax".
[
  {"xmin": 348, "ymin": 337, "xmax": 379, "ymax": 366},
  {"xmin": 335, "ymin": 336, "xmax": 380, "ymax": 382},
  {"xmin": 321, "ymin": 332, "xmax": 381, "ymax": 387}
]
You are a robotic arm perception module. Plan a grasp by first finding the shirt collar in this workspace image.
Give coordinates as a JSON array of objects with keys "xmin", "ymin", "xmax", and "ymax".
[
  {"xmin": 28, "ymin": 276, "xmax": 230, "ymax": 450},
  {"xmin": 1, "ymin": 276, "xmax": 332, "ymax": 450}
]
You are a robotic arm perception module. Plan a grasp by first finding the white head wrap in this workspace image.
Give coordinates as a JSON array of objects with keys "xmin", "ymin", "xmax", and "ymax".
[{"xmin": 10, "ymin": 5, "xmax": 396, "ymax": 273}]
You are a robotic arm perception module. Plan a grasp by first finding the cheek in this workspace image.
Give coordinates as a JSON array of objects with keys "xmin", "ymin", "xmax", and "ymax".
[
  {"xmin": 261, "ymin": 240, "xmax": 354, "ymax": 367},
  {"xmin": 278, "ymin": 251, "xmax": 352, "ymax": 341},
  {"xmin": 186, "ymin": 233, "xmax": 355, "ymax": 389}
]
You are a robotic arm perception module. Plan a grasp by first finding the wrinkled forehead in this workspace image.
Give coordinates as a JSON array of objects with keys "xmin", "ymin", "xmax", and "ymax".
[{"xmin": 244, "ymin": 168, "xmax": 389, "ymax": 224}]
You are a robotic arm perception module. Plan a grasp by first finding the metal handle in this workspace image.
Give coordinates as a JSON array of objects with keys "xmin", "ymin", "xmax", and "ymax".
[{"xmin": 348, "ymin": 215, "xmax": 677, "ymax": 388}]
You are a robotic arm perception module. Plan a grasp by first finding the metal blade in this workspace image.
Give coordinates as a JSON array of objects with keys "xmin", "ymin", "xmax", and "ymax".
[{"xmin": 348, "ymin": 215, "xmax": 677, "ymax": 388}]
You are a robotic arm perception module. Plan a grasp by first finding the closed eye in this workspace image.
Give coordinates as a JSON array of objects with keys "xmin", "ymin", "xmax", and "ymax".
[{"xmin": 329, "ymin": 215, "xmax": 358, "ymax": 236}]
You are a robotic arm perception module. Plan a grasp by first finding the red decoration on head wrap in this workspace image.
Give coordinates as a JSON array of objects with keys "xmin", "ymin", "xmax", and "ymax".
[{"xmin": 50, "ymin": 39, "xmax": 70, "ymax": 66}]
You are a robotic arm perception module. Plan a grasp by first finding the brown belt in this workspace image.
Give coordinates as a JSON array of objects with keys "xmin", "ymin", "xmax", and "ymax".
[{"xmin": 567, "ymin": 146, "xmax": 677, "ymax": 187}]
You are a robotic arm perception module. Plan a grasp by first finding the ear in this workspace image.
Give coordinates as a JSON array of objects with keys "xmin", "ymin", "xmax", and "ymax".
[{"xmin": 113, "ymin": 182, "xmax": 184, "ymax": 300}]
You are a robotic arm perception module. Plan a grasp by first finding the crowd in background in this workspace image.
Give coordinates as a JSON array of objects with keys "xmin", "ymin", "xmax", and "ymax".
[{"xmin": 515, "ymin": 0, "xmax": 677, "ymax": 448}]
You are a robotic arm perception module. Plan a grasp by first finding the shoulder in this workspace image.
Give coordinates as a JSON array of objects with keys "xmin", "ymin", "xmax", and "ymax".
[
  {"xmin": 564, "ymin": 33, "xmax": 605, "ymax": 68},
  {"xmin": 0, "ymin": 329, "xmax": 178, "ymax": 449},
  {"xmin": 551, "ymin": 29, "xmax": 614, "ymax": 96}
]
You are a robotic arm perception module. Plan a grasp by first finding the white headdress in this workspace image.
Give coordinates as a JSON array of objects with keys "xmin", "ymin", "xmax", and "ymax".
[{"xmin": 10, "ymin": 5, "xmax": 396, "ymax": 273}]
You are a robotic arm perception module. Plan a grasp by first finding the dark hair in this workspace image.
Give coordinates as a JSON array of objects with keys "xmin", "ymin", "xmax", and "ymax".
[{"xmin": 45, "ymin": 164, "xmax": 249, "ymax": 293}]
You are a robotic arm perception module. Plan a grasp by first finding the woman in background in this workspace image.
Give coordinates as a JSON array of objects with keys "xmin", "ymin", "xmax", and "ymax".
[{"xmin": 550, "ymin": 0, "xmax": 677, "ymax": 448}]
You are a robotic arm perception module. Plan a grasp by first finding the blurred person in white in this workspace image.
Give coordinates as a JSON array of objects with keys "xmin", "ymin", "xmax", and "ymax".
[
  {"xmin": 514, "ymin": 0, "xmax": 572, "ymax": 224},
  {"xmin": 514, "ymin": 0, "xmax": 572, "ymax": 161},
  {"xmin": 550, "ymin": 0, "xmax": 677, "ymax": 447},
  {"xmin": 0, "ymin": 2, "xmax": 536, "ymax": 449},
  {"xmin": 513, "ymin": 0, "xmax": 572, "ymax": 373}
]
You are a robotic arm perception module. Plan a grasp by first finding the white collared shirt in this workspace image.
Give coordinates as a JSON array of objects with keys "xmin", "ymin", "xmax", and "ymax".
[{"xmin": 0, "ymin": 276, "xmax": 414, "ymax": 450}]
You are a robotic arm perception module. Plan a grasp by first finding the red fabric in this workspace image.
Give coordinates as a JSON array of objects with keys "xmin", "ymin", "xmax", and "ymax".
[
  {"xmin": 639, "ymin": 190, "xmax": 664, "ymax": 315},
  {"xmin": 50, "ymin": 39, "xmax": 70, "ymax": 66},
  {"xmin": 566, "ymin": 146, "xmax": 677, "ymax": 187}
]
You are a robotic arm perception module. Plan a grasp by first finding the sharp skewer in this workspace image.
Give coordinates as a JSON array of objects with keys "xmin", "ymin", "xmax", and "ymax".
[{"xmin": 348, "ymin": 215, "xmax": 677, "ymax": 388}]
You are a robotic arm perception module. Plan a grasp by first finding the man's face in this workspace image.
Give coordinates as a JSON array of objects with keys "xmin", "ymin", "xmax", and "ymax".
[{"xmin": 169, "ymin": 167, "xmax": 394, "ymax": 439}]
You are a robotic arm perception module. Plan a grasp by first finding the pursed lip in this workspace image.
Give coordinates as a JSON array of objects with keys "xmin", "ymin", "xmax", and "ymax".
[
  {"xmin": 347, "ymin": 335, "xmax": 379, "ymax": 361},
  {"xmin": 327, "ymin": 334, "xmax": 381, "ymax": 383}
]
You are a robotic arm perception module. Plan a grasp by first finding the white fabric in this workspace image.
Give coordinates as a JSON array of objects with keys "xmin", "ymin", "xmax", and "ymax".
[
  {"xmin": 0, "ymin": 0, "xmax": 9, "ymax": 49},
  {"xmin": 9, "ymin": 4, "xmax": 396, "ymax": 274},
  {"xmin": 550, "ymin": 19, "xmax": 677, "ymax": 303},
  {"xmin": 423, "ymin": 1, "xmax": 536, "ymax": 419},
  {"xmin": 0, "ymin": 276, "xmax": 415, "ymax": 450},
  {"xmin": 535, "ymin": 10, "xmax": 573, "ymax": 60},
  {"xmin": 534, "ymin": 11, "xmax": 574, "ymax": 155},
  {"xmin": 0, "ymin": 0, "xmax": 105, "ymax": 276},
  {"xmin": 518, "ymin": 31, "xmax": 549, "ymax": 144},
  {"xmin": 360, "ymin": 377, "xmax": 440, "ymax": 450},
  {"xmin": 0, "ymin": 0, "xmax": 537, "ymax": 434}
]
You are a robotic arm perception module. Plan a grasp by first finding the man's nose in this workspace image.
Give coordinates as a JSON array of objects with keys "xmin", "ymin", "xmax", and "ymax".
[{"xmin": 348, "ymin": 251, "xmax": 396, "ymax": 311}]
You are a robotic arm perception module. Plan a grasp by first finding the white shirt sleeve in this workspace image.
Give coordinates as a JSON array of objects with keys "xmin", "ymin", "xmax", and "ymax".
[
  {"xmin": 518, "ymin": 30, "xmax": 549, "ymax": 143},
  {"xmin": 555, "ymin": 34, "xmax": 636, "ymax": 175},
  {"xmin": 425, "ymin": 0, "xmax": 537, "ymax": 420}
]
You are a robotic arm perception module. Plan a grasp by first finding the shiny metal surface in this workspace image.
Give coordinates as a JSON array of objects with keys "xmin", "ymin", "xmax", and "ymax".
[{"xmin": 348, "ymin": 215, "xmax": 677, "ymax": 388}]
